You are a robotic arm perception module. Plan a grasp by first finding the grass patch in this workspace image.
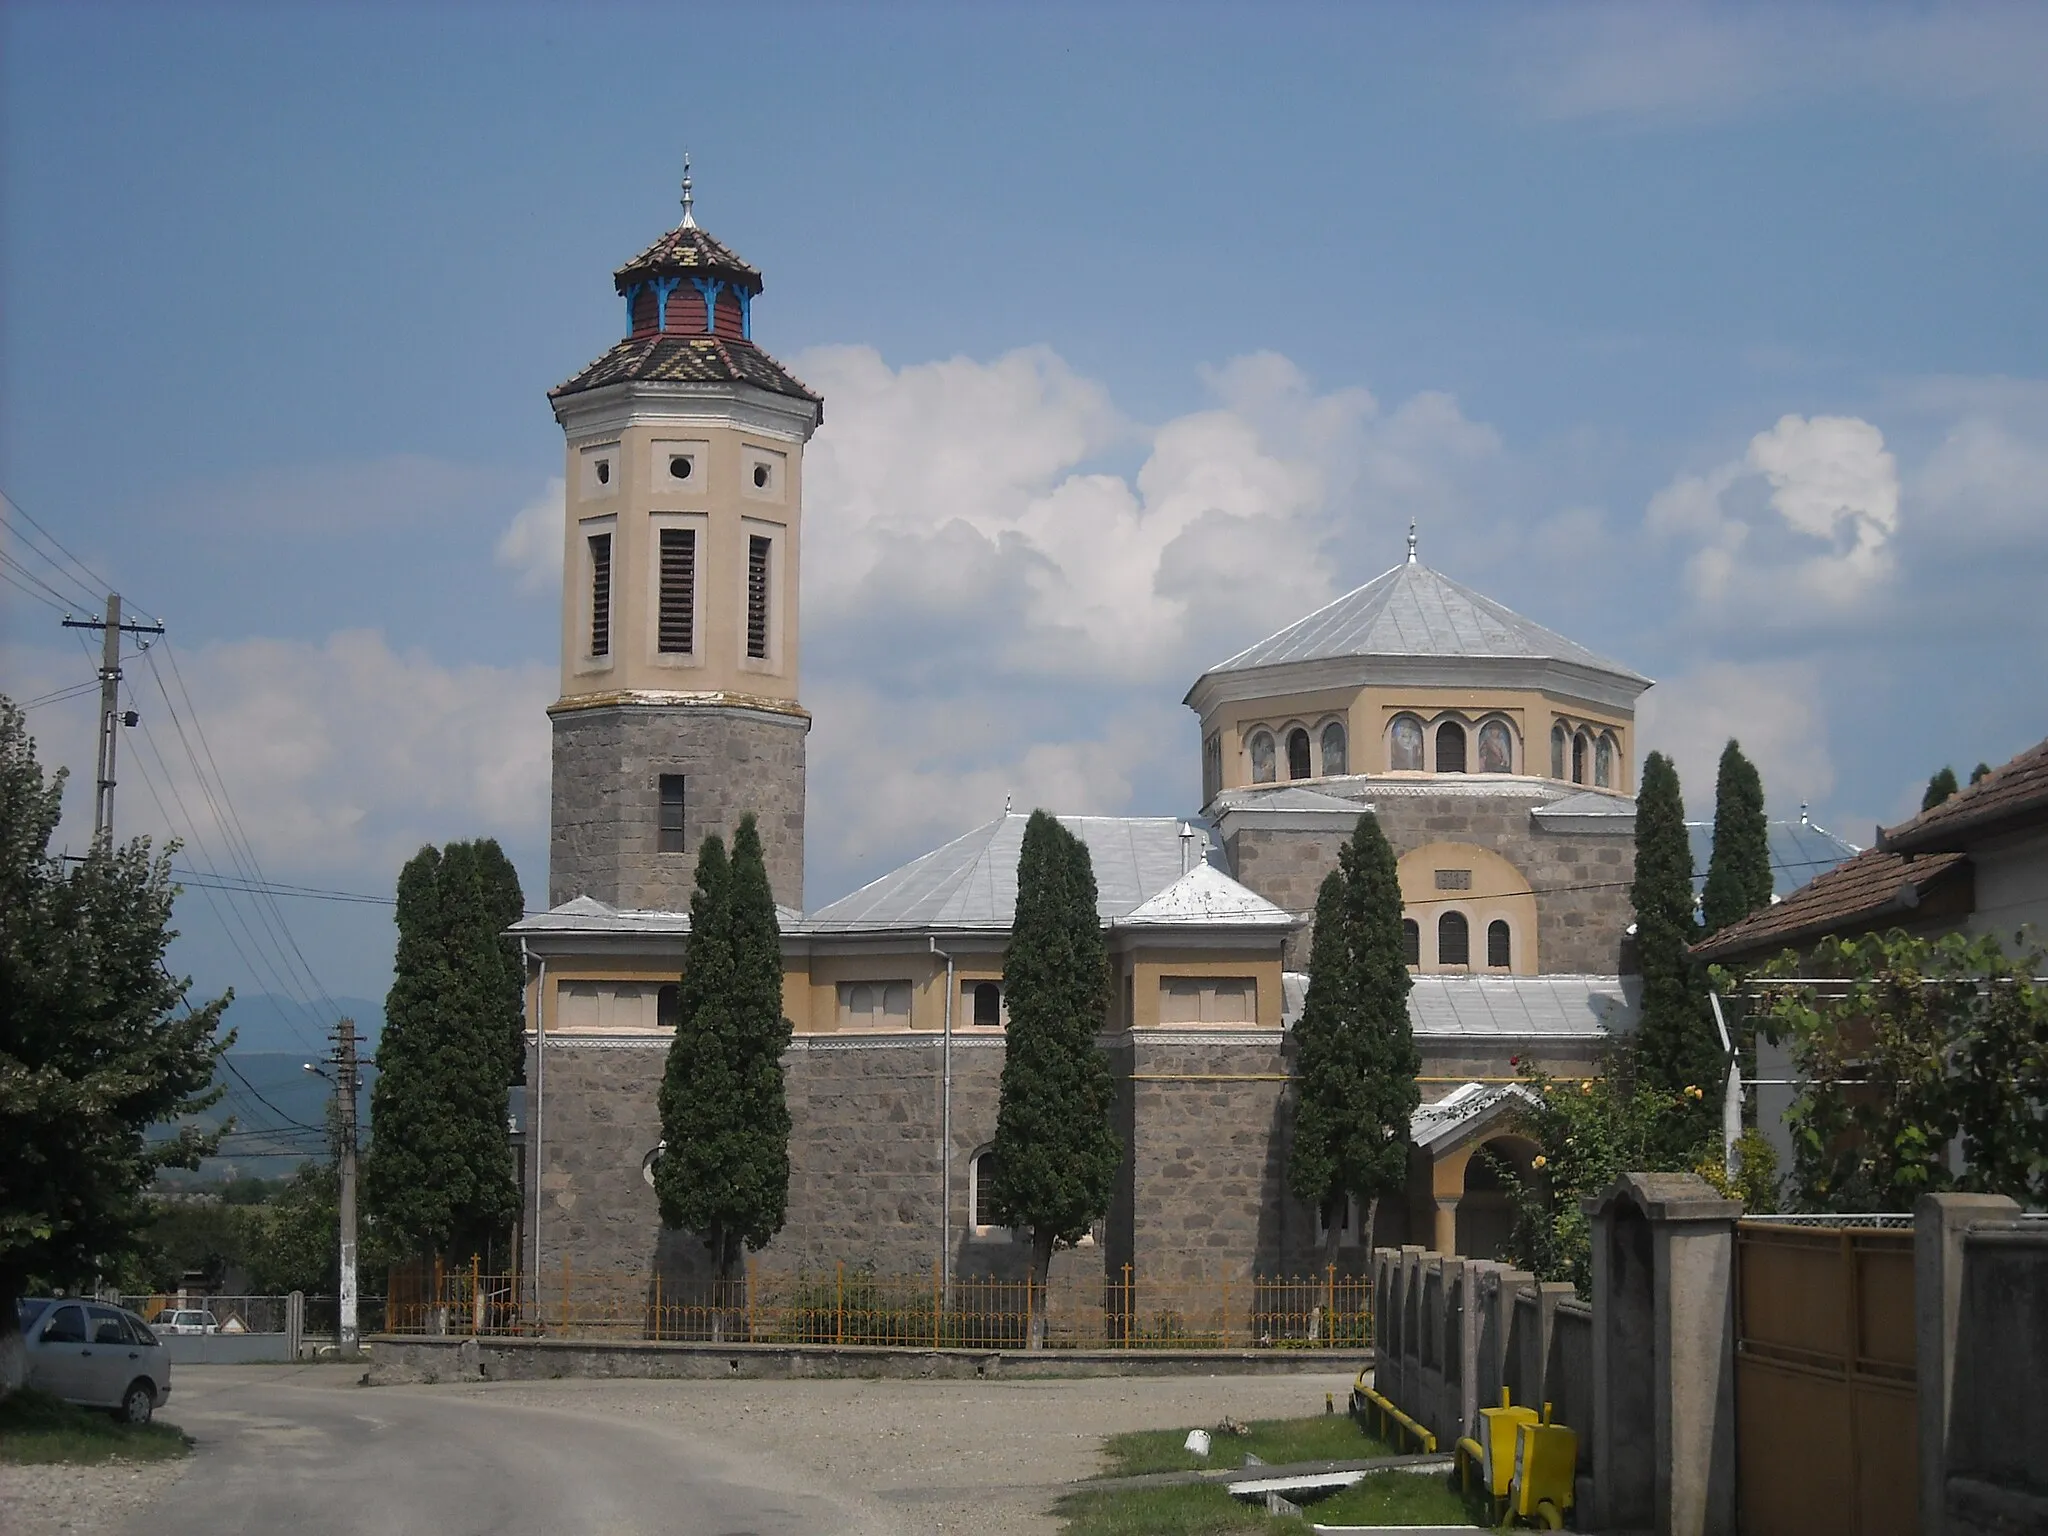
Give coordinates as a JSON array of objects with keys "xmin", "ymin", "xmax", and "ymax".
[
  {"xmin": 1096, "ymin": 1413, "xmax": 1396, "ymax": 1478},
  {"xmin": 1057, "ymin": 1470, "xmax": 1486, "ymax": 1534},
  {"xmin": 0, "ymin": 1388, "xmax": 191, "ymax": 1465}
]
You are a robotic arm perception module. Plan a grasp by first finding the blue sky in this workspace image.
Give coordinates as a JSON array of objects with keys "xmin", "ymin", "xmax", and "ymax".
[{"xmin": 5, "ymin": 2, "xmax": 2047, "ymax": 1027}]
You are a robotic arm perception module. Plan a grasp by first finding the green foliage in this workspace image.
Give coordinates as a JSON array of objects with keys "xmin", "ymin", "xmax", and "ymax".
[
  {"xmin": 990, "ymin": 813, "xmax": 1120, "ymax": 1324},
  {"xmin": 654, "ymin": 815, "xmax": 793, "ymax": 1277},
  {"xmin": 0, "ymin": 1388, "xmax": 189, "ymax": 1463},
  {"xmin": 362, "ymin": 841, "xmax": 522, "ymax": 1264},
  {"xmin": 1701, "ymin": 739, "xmax": 1772, "ymax": 935},
  {"xmin": 1969, "ymin": 762, "xmax": 1993, "ymax": 786},
  {"xmin": 136, "ymin": 1199, "xmax": 261, "ymax": 1292},
  {"xmin": 242, "ymin": 1161, "xmax": 344, "ymax": 1295},
  {"xmin": 0, "ymin": 698, "xmax": 227, "ymax": 1340},
  {"xmin": 1630, "ymin": 752, "xmax": 1720, "ymax": 1152},
  {"xmin": 1749, "ymin": 930, "xmax": 2048, "ymax": 1211},
  {"xmin": 1287, "ymin": 814, "xmax": 1418, "ymax": 1254},
  {"xmin": 1695, "ymin": 1127, "xmax": 1781, "ymax": 1214},
  {"xmin": 1923, "ymin": 766, "xmax": 1960, "ymax": 811},
  {"xmin": 1490, "ymin": 1050, "xmax": 1713, "ymax": 1293}
]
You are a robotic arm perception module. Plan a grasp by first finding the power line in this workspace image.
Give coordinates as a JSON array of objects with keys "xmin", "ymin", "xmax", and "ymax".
[{"xmin": 0, "ymin": 487, "xmax": 155, "ymax": 622}]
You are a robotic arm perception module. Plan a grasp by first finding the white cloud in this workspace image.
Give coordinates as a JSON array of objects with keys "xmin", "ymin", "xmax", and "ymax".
[
  {"xmin": 1647, "ymin": 413, "xmax": 1900, "ymax": 622},
  {"xmin": 495, "ymin": 478, "xmax": 566, "ymax": 594},
  {"xmin": 1637, "ymin": 660, "xmax": 1835, "ymax": 816}
]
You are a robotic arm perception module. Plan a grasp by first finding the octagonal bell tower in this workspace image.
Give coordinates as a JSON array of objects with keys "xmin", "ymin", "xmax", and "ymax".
[{"xmin": 546, "ymin": 168, "xmax": 821, "ymax": 912}]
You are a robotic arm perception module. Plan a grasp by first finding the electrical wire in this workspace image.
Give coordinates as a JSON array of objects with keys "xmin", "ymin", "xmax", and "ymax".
[{"xmin": 0, "ymin": 487, "xmax": 156, "ymax": 621}]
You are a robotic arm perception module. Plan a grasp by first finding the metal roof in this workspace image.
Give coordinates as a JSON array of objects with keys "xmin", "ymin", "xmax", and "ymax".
[
  {"xmin": 799, "ymin": 814, "xmax": 1288, "ymax": 934},
  {"xmin": 1685, "ymin": 817, "xmax": 1862, "ymax": 901},
  {"xmin": 1201, "ymin": 560, "xmax": 1649, "ymax": 682},
  {"xmin": 1411, "ymin": 1082, "xmax": 1542, "ymax": 1153},
  {"xmin": 1406, "ymin": 974, "xmax": 1641, "ymax": 1039}
]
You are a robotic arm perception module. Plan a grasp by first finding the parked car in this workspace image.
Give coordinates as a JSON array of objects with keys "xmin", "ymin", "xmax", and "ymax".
[
  {"xmin": 16, "ymin": 1298, "xmax": 172, "ymax": 1424},
  {"xmin": 153, "ymin": 1308, "xmax": 220, "ymax": 1335}
]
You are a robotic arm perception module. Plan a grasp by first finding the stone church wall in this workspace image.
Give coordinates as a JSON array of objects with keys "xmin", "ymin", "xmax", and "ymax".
[{"xmin": 549, "ymin": 702, "xmax": 806, "ymax": 913}]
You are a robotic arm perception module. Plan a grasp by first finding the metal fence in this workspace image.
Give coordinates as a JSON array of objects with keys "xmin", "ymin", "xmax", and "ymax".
[{"xmin": 383, "ymin": 1261, "xmax": 1372, "ymax": 1351}]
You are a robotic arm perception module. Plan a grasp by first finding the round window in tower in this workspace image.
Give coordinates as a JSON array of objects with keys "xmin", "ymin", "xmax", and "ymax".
[
  {"xmin": 668, "ymin": 455, "xmax": 693, "ymax": 481},
  {"xmin": 753, "ymin": 463, "xmax": 770, "ymax": 489}
]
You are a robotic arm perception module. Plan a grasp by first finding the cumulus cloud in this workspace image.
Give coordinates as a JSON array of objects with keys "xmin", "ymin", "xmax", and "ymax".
[
  {"xmin": 1647, "ymin": 413, "xmax": 1900, "ymax": 624},
  {"xmin": 1637, "ymin": 660, "xmax": 1837, "ymax": 818},
  {"xmin": 495, "ymin": 478, "xmax": 566, "ymax": 594}
]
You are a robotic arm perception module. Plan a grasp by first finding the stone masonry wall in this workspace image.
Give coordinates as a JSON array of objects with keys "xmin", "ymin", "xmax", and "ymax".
[
  {"xmin": 1225, "ymin": 828, "xmax": 1352, "ymax": 970},
  {"xmin": 549, "ymin": 702, "xmax": 806, "ymax": 912}
]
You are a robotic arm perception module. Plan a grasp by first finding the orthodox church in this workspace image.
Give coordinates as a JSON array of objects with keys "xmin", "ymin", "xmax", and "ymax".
[{"xmin": 512, "ymin": 182, "xmax": 1681, "ymax": 1287}]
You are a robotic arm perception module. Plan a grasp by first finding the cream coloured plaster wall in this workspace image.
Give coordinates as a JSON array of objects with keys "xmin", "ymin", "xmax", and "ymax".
[
  {"xmin": 559, "ymin": 420, "xmax": 806, "ymax": 704},
  {"xmin": 1397, "ymin": 841, "xmax": 1540, "ymax": 975},
  {"xmin": 1116, "ymin": 947, "xmax": 1286, "ymax": 1031},
  {"xmin": 1961, "ymin": 828, "xmax": 2048, "ymax": 950}
]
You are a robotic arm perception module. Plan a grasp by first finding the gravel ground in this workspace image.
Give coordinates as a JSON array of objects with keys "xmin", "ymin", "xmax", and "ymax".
[
  {"xmin": 448, "ymin": 1369, "xmax": 1361, "ymax": 1534},
  {"xmin": 0, "ymin": 1457, "xmax": 191, "ymax": 1536}
]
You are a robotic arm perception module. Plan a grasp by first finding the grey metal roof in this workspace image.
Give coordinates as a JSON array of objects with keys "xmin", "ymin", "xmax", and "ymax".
[
  {"xmin": 1407, "ymin": 974, "xmax": 1641, "ymax": 1039},
  {"xmin": 1203, "ymin": 560, "xmax": 1649, "ymax": 682},
  {"xmin": 1411, "ymin": 1082, "xmax": 1542, "ymax": 1153},
  {"xmin": 1685, "ymin": 817, "xmax": 1861, "ymax": 901},
  {"xmin": 798, "ymin": 814, "xmax": 1281, "ymax": 934}
]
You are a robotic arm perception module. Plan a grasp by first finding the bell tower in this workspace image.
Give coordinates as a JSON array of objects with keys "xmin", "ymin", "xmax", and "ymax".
[{"xmin": 545, "ymin": 166, "xmax": 821, "ymax": 912}]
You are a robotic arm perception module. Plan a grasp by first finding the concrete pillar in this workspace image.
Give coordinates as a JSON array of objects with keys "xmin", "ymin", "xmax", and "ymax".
[
  {"xmin": 1583, "ymin": 1172, "xmax": 1742, "ymax": 1536},
  {"xmin": 1433, "ymin": 1197, "xmax": 1458, "ymax": 1256},
  {"xmin": 1915, "ymin": 1192, "xmax": 2019, "ymax": 1536}
]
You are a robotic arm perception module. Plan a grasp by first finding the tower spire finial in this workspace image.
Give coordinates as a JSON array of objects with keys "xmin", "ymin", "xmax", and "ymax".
[
  {"xmin": 1407, "ymin": 520, "xmax": 1418, "ymax": 564},
  {"xmin": 680, "ymin": 152, "xmax": 697, "ymax": 229}
]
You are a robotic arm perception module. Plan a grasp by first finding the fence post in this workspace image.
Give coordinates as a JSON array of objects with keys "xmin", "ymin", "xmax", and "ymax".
[
  {"xmin": 932, "ymin": 1260, "xmax": 941, "ymax": 1350},
  {"xmin": 835, "ymin": 1261, "xmax": 844, "ymax": 1347},
  {"xmin": 746, "ymin": 1255, "xmax": 756, "ymax": 1344},
  {"xmin": 1122, "ymin": 1264, "xmax": 1132, "ymax": 1349}
]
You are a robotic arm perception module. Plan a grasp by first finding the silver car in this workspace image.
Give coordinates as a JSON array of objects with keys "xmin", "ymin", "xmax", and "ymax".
[{"xmin": 17, "ymin": 1298, "xmax": 172, "ymax": 1424}]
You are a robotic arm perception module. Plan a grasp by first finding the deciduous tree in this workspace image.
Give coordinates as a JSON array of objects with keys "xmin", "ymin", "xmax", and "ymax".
[
  {"xmin": 989, "ymin": 812, "xmax": 1119, "ymax": 1348},
  {"xmin": 1287, "ymin": 813, "xmax": 1418, "ymax": 1264}
]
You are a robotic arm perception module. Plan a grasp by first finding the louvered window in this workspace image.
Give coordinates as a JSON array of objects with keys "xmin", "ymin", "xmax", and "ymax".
[
  {"xmin": 657, "ymin": 775, "xmax": 686, "ymax": 853},
  {"xmin": 587, "ymin": 532, "xmax": 612, "ymax": 657},
  {"xmin": 746, "ymin": 534, "xmax": 771, "ymax": 659},
  {"xmin": 657, "ymin": 528, "xmax": 695, "ymax": 654}
]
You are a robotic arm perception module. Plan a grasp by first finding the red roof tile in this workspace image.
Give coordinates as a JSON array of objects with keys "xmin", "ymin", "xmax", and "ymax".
[
  {"xmin": 1883, "ymin": 735, "xmax": 2048, "ymax": 854},
  {"xmin": 1692, "ymin": 846, "xmax": 1971, "ymax": 964},
  {"xmin": 551, "ymin": 335, "xmax": 821, "ymax": 409}
]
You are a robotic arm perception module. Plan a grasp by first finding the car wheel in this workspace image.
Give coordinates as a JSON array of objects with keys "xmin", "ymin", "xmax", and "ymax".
[{"xmin": 118, "ymin": 1380, "xmax": 155, "ymax": 1426}]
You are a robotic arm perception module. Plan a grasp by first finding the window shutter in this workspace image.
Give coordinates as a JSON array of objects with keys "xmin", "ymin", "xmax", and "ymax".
[
  {"xmin": 746, "ymin": 535, "xmax": 771, "ymax": 659},
  {"xmin": 657, "ymin": 528, "xmax": 695, "ymax": 654}
]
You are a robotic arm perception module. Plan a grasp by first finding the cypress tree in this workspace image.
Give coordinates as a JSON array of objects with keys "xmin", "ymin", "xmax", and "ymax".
[
  {"xmin": 1631, "ymin": 753, "xmax": 1720, "ymax": 1146},
  {"xmin": 1287, "ymin": 813, "xmax": 1418, "ymax": 1264},
  {"xmin": 363, "ymin": 843, "xmax": 520, "ymax": 1266},
  {"xmin": 990, "ymin": 812, "xmax": 1119, "ymax": 1348},
  {"xmin": 465, "ymin": 839, "xmax": 528, "ymax": 1086},
  {"xmin": 1923, "ymin": 766, "xmax": 1959, "ymax": 811},
  {"xmin": 1701, "ymin": 739, "xmax": 1772, "ymax": 935},
  {"xmin": 654, "ymin": 815, "xmax": 792, "ymax": 1289},
  {"xmin": 1969, "ymin": 762, "xmax": 1992, "ymax": 786}
]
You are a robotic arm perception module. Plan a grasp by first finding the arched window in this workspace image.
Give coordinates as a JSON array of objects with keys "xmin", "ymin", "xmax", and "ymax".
[
  {"xmin": 1477, "ymin": 718, "xmax": 1514, "ymax": 774},
  {"xmin": 1572, "ymin": 731, "xmax": 1590, "ymax": 785},
  {"xmin": 1389, "ymin": 714, "xmax": 1425, "ymax": 771},
  {"xmin": 1320, "ymin": 720, "xmax": 1348, "ymax": 777},
  {"xmin": 657, "ymin": 983, "xmax": 681, "ymax": 1031},
  {"xmin": 1438, "ymin": 911, "xmax": 1470, "ymax": 966},
  {"xmin": 1249, "ymin": 730, "xmax": 1277, "ymax": 784},
  {"xmin": 971, "ymin": 981, "xmax": 1002, "ymax": 1028},
  {"xmin": 1286, "ymin": 726, "xmax": 1312, "ymax": 780},
  {"xmin": 1487, "ymin": 920, "xmax": 1511, "ymax": 969},
  {"xmin": 1595, "ymin": 732, "xmax": 1617, "ymax": 789},
  {"xmin": 1402, "ymin": 918, "xmax": 1421, "ymax": 968},
  {"xmin": 1551, "ymin": 723, "xmax": 1568, "ymax": 779},
  {"xmin": 971, "ymin": 1149, "xmax": 999, "ymax": 1230},
  {"xmin": 1436, "ymin": 721, "xmax": 1468, "ymax": 774}
]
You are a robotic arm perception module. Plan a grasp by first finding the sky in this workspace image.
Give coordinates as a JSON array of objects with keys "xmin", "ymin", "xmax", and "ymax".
[{"xmin": 4, "ymin": 2, "xmax": 2047, "ymax": 1032}]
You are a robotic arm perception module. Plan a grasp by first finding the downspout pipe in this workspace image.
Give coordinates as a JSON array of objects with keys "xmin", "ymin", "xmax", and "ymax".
[{"xmin": 930, "ymin": 935, "xmax": 955, "ymax": 1306}]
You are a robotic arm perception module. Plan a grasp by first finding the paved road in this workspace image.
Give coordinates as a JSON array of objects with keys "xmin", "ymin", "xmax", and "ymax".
[{"xmin": 134, "ymin": 1365, "xmax": 894, "ymax": 1536}]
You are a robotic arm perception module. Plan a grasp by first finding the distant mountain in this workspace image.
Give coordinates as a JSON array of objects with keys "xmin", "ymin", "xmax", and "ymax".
[{"xmin": 215, "ymin": 992, "xmax": 384, "ymax": 1056}]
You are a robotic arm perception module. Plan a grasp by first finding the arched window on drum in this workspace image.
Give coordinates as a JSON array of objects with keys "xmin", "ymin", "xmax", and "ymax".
[
  {"xmin": 1438, "ymin": 911, "xmax": 1470, "ymax": 967},
  {"xmin": 1320, "ymin": 720, "xmax": 1347, "ymax": 777},
  {"xmin": 1286, "ymin": 727, "xmax": 1313, "ymax": 781},
  {"xmin": 1477, "ymin": 718, "xmax": 1514, "ymax": 774},
  {"xmin": 1436, "ymin": 721, "xmax": 1468, "ymax": 774},
  {"xmin": 1389, "ymin": 714, "xmax": 1425, "ymax": 772},
  {"xmin": 1250, "ymin": 730, "xmax": 1277, "ymax": 784},
  {"xmin": 1595, "ymin": 732, "xmax": 1617, "ymax": 789},
  {"xmin": 1551, "ymin": 723, "xmax": 1568, "ymax": 780}
]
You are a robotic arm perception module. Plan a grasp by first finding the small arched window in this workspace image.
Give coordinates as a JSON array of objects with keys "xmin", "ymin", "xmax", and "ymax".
[
  {"xmin": 1436, "ymin": 721, "xmax": 1468, "ymax": 774},
  {"xmin": 1438, "ymin": 911, "xmax": 1470, "ymax": 966},
  {"xmin": 1551, "ymin": 723, "xmax": 1568, "ymax": 779},
  {"xmin": 657, "ymin": 983, "xmax": 681, "ymax": 1031},
  {"xmin": 972, "ymin": 1149, "xmax": 999, "ymax": 1229},
  {"xmin": 971, "ymin": 981, "xmax": 1002, "ymax": 1028},
  {"xmin": 1320, "ymin": 721, "xmax": 1348, "ymax": 777},
  {"xmin": 1389, "ymin": 714, "xmax": 1425, "ymax": 772},
  {"xmin": 1477, "ymin": 718, "xmax": 1514, "ymax": 774},
  {"xmin": 1286, "ymin": 727, "xmax": 1312, "ymax": 781},
  {"xmin": 1595, "ymin": 733, "xmax": 1616, "ymax": 789},
  {"xmin": 1487, "ymin": 920, "xmax": 1510, "ymax": 969},
  {"xmin": 1572, "ymin": 731, "xmax": 1590, "ymax": 785},
  {"xmin": 1250, "ymin": 730, "xmax": 1277, "ymax": 784},
  {"xmin": 1402, "ymin": 918, "xmax": 1421, "ymax": 968}
]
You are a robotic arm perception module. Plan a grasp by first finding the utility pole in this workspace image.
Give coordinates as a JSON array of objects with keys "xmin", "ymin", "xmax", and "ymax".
[
  {"xmin": 335, "ymin": 1017, "xmax": 361, "ymax": 1352},
  {"xmin": 59, "ymin": 593, "xmax": 164, "ymax": 841}
]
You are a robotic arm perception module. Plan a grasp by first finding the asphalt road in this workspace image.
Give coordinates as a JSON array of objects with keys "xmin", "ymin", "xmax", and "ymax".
[{"xmin": 134, "ymin": 1365, "xmax": 893, "ymax": 1536}]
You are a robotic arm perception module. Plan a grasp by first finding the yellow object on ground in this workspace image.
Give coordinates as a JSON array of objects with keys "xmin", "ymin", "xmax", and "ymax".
[{"xmin": 1508, "ymin": 1404, "xmax": 1578, "ymax": 1529}]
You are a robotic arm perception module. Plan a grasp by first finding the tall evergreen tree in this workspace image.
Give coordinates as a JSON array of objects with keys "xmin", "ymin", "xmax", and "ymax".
[
  {"xmin": 654, "ymin": 815, "xmax": 793, "ymax": 1289},
  {"xmin": 363, "ymin": 843, "xmax": 520, "ymax": 1265},
  {"xmin": 1287, "ymin": 813, "xmax": 1418, "ymax": 1264},
  {"xmin": 1923, "ymin": 766, "xmax": 1960, "ymax": 811},
  {"xmin": 1701, "ymin": 739, "xmax": 1772, "ymax": 935},
  {"xmin": 989, "ymin": 812, "xmax": 1119, "ymax": 1348},
  {"xmin": 0, "ymin": 699, "xmax": 227, "ymax": 1394},
  {"xmin": 1631, "ymin": 752, "xmax": 1719, "ymax": 1146},
  {"xmin": 1969, "ymin": 762, "xmax": 1993, "ymax": 786},
  {"xmin": 466, "ymin": 840, "xmax": 528, "ymax": 1086}
]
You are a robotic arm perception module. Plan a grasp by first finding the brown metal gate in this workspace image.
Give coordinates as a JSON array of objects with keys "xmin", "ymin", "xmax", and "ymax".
[{"xmin": 1734, "ymin": 1219, "xmax": 1917, "ymax": 1536}]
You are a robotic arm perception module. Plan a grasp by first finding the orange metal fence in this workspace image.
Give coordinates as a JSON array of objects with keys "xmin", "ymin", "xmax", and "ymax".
[{"xmin": 384, "ymin": 1259, "xmax": 1370, "ymax": 1351}]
